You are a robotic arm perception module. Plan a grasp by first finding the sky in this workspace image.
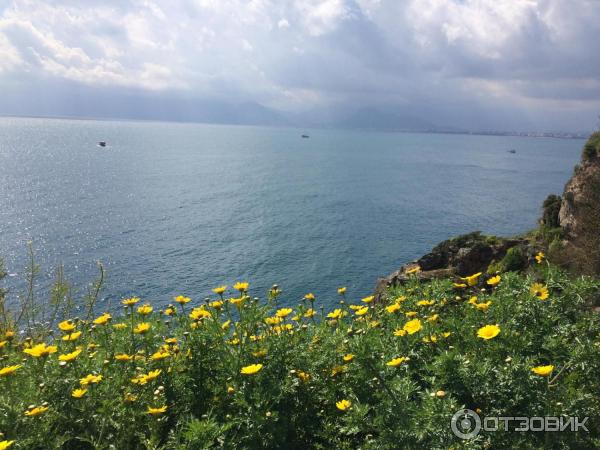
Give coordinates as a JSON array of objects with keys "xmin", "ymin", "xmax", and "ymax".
[{"xmin": 0, "ymin": 0, "xmax": 599, "ymax": 131}]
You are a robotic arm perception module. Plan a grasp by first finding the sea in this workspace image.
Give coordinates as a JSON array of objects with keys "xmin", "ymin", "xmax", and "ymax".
[{"xmin": 0, "ymin": 117, "xmax": 584, "ymax": 311}]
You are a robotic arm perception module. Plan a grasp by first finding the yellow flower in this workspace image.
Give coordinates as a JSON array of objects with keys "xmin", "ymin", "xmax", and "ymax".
[
  {"xmin": 112, "ymin": 323, "xmax": 128, "ymax": 330},
  {"xmin": 24, "ymin": 406, "xmax": 48, "ymax": 417},
  {"xmin": 453, "ymin": 283, "xmax": 467, "ymax": 289},
  {"xmin": 405, "ymin": 266, "xmax": 421, "ymax": 275},
  {"xmin": 386, "ymin": 303, "xmax": 401, "ymax": 313},
  {"xmin": 124, "ymin": 393, "xmax": 138, "ymax": 403},
  {"xmin": 486, "ymin": 275, "xmax": 501, "ymax": 286},
  {"xmin": 62, "ymin": 331, "xmax": 82, "ymax": 341},
  {"xmin": 343, "ymin": 354, "xmax": 354, "ymax": 362},
  {"xmin": 252, "ymin": 349, "xmax": 267, "ymax": 358},
  {"xmin": 146, "ymin": 369, "xmax": 162, "ymax": 381},
  {"xmin": 535, "ymin": 251, "xmax": 545, "ymax": 264},
  {"xmin": 468, "ymin": 296, "xmax": 478, "ymax": 305},
  {"xmin": 93, "ymin": 313, "xmax": 112, "ymax": 325},
  {"xmin": 115, "ymin": 353, "xmax": 134, "ymax": 362},
  {"xmin": 229, "ymin": 297, "xmax": 246, "ymax": 308},
  {"xmin": 530, "ymin": 283, "xmax": 549, "ymax": 300},
  {"xmin": 265, "ymin": 316, "xmax": 283, "ymax": 325},
  {"xmin": 474, "ymin": 301, "xmax": 492, "ymax": 312},
  {"xmin": 477, "ymin": 324, "xmax": 501, "ymax": 340},
  {"xmin": 212, "ymin": 285, "xmax": 227, "ymax": 295},
  {"xmin": 327, "ymin": 309, "xmax": 344, "ymax": 320},
  {"xmin": 331, "ymin": 365, "xmax": 346, "ymax": 376},
  {"xmin": 417, "ymin": 299, "xmax": 435, "ymax": 306},
  {"xmin": 304, "ymin": 308, "xmax": 316, "ymax": 318},
  {"xmin": 210, "ymin": 300, "xmax": 224, "ymax": 309},
  {"xmin": 134, "ymin": 322, "xmax": 151, "ymax": 334},
  {"xmin": 423, "ymin": 335, "xmax": 438, "ymax": 343},
  {"xmin": 0, "ymin": 340, "xmax": 6, "ymax": 348},
  {"xmin": 304, "ymin": 293, "xmax": 315, "ymax": 301},
  {"xmin": 227, "ymin": 386, "xmax": 236, "ymax": 394},
  {"xmin": 426, "ymin": 314, "xmax": 439, "ymax": 322},
  {"xmin": 435, "ymin": 390, "xmax": 446, "ymax": 398},
  {"xmin": 23, "ymin": 343, "xmax": 58, "ymax": 358},
  {"xmin": 221, "ymin": 320, "xmax": 231, "ymax": 330},
  {"xmin": 137, "ymin": 304, "xmax": 153, "ymax": 315},
  {"xmin": 175, "ymin": 295, "xmax": 191, "ymax": 304},
  {"xmin": 531, "ymin": 365, "xmax": 554, "ymax": 377},
  {"xmin": 233, "ymin": 282, "xmax": 249, "ymax": 293},
  {"xmin": 0, "ymin": 364, "xmax": 22, "ymax": 377},
  {"xmin": 336, "ymin": 399, "xmax": 352, "ymax": 411},
  {"xmin": 442, "ymin": 331, "xmax": 452, "ymax": 338},
  {"xmin": 189, "ymin": 307, "xmax": 211, "ymax": 321},
  {"xmin": 131, "ymin": 375, "xmax": 148, "ymax": 385},
  {"xmin": 5, "ymin": 330, "xmax": 15, "ymax": 339},
  {"xmin": 165, "ymin": 337, "xmax": 177, "ymax": 344},
  {"xmin": 79, "ymin": 374, "xmax": 103, "ymax": 386},
  {"xmin": 132, "ymin": 369, "xmax": 162, "ymax": 385},
  {"xmin": 71, "ymin": 388, "xmax": 87, "ymax": 398},
  {"xmin": 405, "ymin": 311, "xmax": 417, "ymax": 317},
  {"xmin": 296, "ymin": 371, "xmax": 310, "ymax": 382},
  {"xmin": 276, "ymin": 308, "xmax": 293, "ymax": 318},
  {"xmin": 354, "ymin": 306, "xmax": 369, "ymax": 316},
  {"xmin": 147, "ymin": 405, "xmax": 167, "ymax": 415},
  {"xmin": 58, "ymin": 319, "xmax": 76, "ymax": 332},
  {"xmin": 151, "ymin": 350, "xmax": 170, "ymax": 361},
  {"xmin": 393, "ymin": 328, "xmax": 407, "ymax": 337},
  {"xmin": 0, "ymin": 440, "xmax": 15, "ymax": 449},
  {"xmin": 403, "ymin": 318, "xmax": 422, "ymax": 335},
  {"xmin": 386, "ymin": 357, "xmax": 410, "ymax": 367},
  {"xmin": 361, "ymin": 295, "xmax": 375, "ymax": 303},
  {"xmin": 240, "ymin": 363, "xmax": 263, "ymax": 375},
  {"xmin": 337, "ymin": 287, "xmax": 346, "ymax": 295},
  {"xmin": 58, "ymin": 349, "xmax": 82, "ymax": 362},
  {"xmin": 122, "ymin": 297, "xmax": 140, "ymax": 306},
  {"xmin": 461, "ymin": 272, "xmax": 482, "ymax": 286}
]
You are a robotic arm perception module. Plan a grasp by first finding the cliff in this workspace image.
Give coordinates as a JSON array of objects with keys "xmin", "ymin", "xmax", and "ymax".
[
  {"xmin": 376, "ymin": 132, "xmax": 600, "ymax": 296},
  {"xmin": 555, "ymin": 132, "xmax": 600, "ymax": 274}
]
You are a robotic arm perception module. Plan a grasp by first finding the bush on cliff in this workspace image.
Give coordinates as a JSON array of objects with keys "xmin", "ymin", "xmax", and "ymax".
[{"xmin": 1, "ymin": 255, "xmax": 599, "ymax": 449}]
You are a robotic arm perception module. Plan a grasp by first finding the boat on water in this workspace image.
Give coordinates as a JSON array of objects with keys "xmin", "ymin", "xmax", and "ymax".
[
  {"xmin": 301, "ymin": 134, "xmax": 309, "ymax": 138},
  {"xmin": 508, "ymin": 149, "xmax": 516, "ymax": 154},
  {"xmin": 98, "ymin": 141, "xmax": 107, "ymax": 147}
]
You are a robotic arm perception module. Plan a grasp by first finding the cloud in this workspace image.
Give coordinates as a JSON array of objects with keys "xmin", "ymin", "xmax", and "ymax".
[{"xmin": 0, "ymin": 0, "xmax": 598, "ymax": 130}]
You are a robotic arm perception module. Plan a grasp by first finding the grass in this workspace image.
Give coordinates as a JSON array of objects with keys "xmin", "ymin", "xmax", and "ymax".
[{"xmin": 1, "ymin": 258, "xmax": 600, "ymax": 449}]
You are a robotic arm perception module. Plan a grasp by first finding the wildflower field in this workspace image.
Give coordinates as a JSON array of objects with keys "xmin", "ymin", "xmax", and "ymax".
[{"xmin": 1, "ymin": 257, "xmax": 600, "ymax": 449}]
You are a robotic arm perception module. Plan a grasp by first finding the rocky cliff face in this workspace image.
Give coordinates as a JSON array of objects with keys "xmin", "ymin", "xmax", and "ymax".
[{"xmin": 555, "ymin": 132, "xmax": 600, "ymax": 274}]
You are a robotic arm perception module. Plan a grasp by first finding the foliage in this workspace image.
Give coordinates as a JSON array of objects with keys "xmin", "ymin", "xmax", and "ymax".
[
  {"xmin": 494, "ymin": 246, "xmax": 527, "ymax": 273},
  {"xmin": 582, "ymin": 132, "xmax": 600, "ymax": 161},
  {"xmin": 541, "ymin": 194, "xmax": 562, "ymax": 228},
  {"xmin": 1, "ymin": 259, "xmax": 600, "ymax": 449}
]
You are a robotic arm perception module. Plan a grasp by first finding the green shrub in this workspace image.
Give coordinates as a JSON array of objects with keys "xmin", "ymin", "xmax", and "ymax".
[
  {"xmin": 499, "ymin": 246, "xmax": 527, "ymax": 272},
  {"xmin": 582, "ymin": 132, "xmax": 600, "ymax": 161},
  {"xmin": 541, "ymin": 194, "xmax": 562, "ymax": 228}
]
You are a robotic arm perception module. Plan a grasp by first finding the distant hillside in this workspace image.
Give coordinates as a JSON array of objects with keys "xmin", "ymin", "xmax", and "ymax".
[{"xmin": 334, "ymin": 107, "xmax": 459, "ymax": 132}]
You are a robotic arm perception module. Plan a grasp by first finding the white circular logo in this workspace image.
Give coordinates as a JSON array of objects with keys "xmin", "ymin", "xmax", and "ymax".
[{"xmin": 451, "ymin": 409, "xmax": 481, "ymax": 439}]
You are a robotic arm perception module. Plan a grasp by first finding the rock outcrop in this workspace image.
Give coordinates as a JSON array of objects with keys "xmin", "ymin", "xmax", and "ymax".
[
  {"xmin": 374, "ymin": 232, "xmax": 530, "ymax": 298},
  {"xmin": 555, "ymin": 132, "xmax": 600, "ymax": 274}
]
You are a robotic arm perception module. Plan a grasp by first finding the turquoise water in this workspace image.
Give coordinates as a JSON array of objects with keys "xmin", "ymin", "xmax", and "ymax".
[{"xmin": 0, "ymin": 117, "xmax": 583, "ymax": 309}]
